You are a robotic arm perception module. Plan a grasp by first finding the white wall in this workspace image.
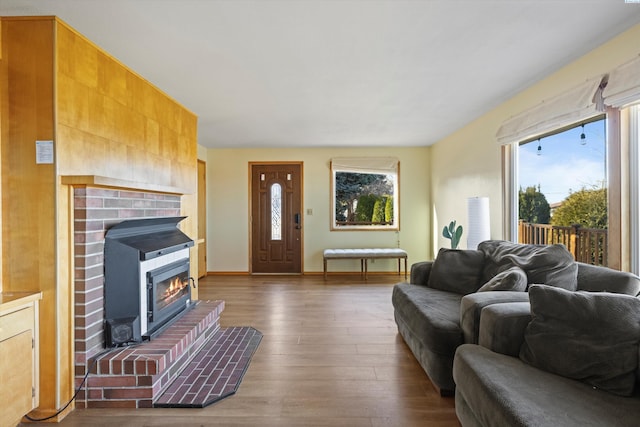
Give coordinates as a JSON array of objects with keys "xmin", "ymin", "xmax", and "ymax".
[
  {"xmin": 200, "ymin": 24, "xmax": 640, "ymax": 271},
  {"xmin": 430, "ymin": 23, "xmax": 640, "ymax": 253},
  {"xmin": 205, "ymin": 146, "xmax": 431, "ymax": 273},
  {"xmin": 197, "ymin": 144, "xmax": 208, "ymax": 161}
]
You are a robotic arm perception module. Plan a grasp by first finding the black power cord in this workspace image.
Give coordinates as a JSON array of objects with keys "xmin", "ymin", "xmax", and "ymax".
[{"xmin": 24, "ymin": 346, "xmax": 121, "ymax": 422}]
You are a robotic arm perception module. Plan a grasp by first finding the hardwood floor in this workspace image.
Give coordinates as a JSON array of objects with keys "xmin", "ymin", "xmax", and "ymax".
[{"xmin": 53, "ymin": 274, "xmax": 459, "ymax": 426}]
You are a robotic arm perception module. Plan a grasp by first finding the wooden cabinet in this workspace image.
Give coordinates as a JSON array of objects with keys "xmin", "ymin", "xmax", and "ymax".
[{"xmin": 0, "ymin": 292, "xmax": 41, "ymax": 427}]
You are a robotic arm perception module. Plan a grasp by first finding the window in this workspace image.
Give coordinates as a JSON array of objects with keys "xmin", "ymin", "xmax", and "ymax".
[
  {"xmin": 331, "ymin": 157, "xmax": 399, "ymax": 230},
  {"xmin": 517, "ymin": 116, "xmax": 608, "ymax": 266},
  {"xmin": 631, "ymin": 105, "xmax": 640, "ymax": 274},
  {"xmin": 500, "ymin": 56, "xmax": 640, "ymax": 271}
]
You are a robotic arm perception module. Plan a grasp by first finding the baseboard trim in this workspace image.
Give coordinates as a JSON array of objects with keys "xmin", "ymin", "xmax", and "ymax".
[{"xmin": 205, "ymin": 271, "xmax": 403, "ymax": 276}]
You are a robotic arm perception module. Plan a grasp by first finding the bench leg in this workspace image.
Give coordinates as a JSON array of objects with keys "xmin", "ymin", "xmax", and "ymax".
[
  {"xmin": 324, "ymin": 258, "xmax": 327, "ymax": 279},
  {"xmin": 404, "ymin": 257, "xmax": 407, "ymax": 279},
  {"xmin": 364, "ymin": 258, "xmax": 368, "ymax": 280}
]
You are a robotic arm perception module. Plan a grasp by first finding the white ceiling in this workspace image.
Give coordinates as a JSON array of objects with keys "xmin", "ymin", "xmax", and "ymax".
[{"xmin": 1, "ymin": 1, "xmax": 640, "ymax": 149}]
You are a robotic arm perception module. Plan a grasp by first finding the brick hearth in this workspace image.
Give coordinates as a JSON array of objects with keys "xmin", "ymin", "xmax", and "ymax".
[{"xmin": 85, "ymin": 300, "xmax": 224, "ymax": 408}]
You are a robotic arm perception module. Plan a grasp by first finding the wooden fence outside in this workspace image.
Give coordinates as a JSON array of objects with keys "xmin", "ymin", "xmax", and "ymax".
[{"xmin": 518, "ymin": 221, "xmax": 608, "ymax": 266}]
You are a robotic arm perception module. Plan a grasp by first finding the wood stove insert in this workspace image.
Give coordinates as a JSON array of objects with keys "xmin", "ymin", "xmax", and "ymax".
[{"xmin": 104, "ymin": 216, "xmax": 194, "ymax": 346}]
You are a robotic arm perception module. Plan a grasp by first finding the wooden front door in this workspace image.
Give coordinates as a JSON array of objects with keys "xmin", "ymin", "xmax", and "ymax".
[{"xmin": 250, "ymin": 163, "xmax": 303, "ymax": 274}]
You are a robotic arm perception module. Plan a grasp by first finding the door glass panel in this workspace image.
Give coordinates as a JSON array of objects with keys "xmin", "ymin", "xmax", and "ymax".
[{"xmin": 271, "ymin": 183, "xmax": 282, "ymax": 240}]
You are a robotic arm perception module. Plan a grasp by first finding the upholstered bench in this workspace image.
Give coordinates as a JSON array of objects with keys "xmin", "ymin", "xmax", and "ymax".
[{"xmin": 323, "ymin": 248, "xmax": 408, "ymax": 280}]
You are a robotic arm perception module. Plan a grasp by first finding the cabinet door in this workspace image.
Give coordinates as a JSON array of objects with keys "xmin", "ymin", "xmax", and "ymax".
[{"xmin": 0, "ymin": 330, "xmax": 33, "ymax": 427}]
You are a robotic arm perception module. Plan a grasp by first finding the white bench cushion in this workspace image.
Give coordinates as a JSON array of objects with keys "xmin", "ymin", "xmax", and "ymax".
[{"xmin": 323, "ymin": 248, "xmax": 407, "ymax": 259}]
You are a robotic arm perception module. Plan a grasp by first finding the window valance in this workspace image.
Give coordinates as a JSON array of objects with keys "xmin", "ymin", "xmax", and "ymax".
[
  {"xmin": 496, "ymin": 76, "xmax": 604, "ymax": 145},
  {"xmin": 603, "ymin": 55, "xmax": 640, "ymax": 108},
  {"xmin": 330, "ymin": 157, "xmax": 399, "ymax": 174}
]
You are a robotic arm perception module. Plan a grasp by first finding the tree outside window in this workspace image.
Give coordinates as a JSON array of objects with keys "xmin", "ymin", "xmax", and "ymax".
[
  {"xmin": 331, "ymin": 158, "xmax": 399, "ymax": 230},
  {"xmin": 519, "ymin": 185, "xmax": 550, "ymax": 224}
]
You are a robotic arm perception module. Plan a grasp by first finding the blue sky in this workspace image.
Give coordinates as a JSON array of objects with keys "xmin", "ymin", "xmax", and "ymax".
[{"xmin": 518, "ymin": 119, "xmax": 606, "ymax": 205}]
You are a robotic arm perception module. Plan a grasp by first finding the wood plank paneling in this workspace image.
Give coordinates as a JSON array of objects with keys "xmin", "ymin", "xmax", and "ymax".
[
  {"xmin": 1, "ymin": 17, "xmax": 58, "ymax": 410},
  {"xmin": 0, "ymin": 15, "xmax": 3, "ymax": 288},
  {"xmin": 56, "ymin": 182, "xmax": 74, "ymax": 412},
  {"xmin": 55, "ymin": 22, "xmax": 196, "ymax": 189},
  {"xmin": 1, "ymin": 16, "xmax": 198, "ymax": 420},
  {"xmin": 198, "ymin": 160, "xmax": 207, "ymax": 278}
]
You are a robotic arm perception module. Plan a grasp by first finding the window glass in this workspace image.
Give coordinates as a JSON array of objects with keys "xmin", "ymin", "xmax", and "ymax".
[
  {"xmin": 517, "ymin": 116, "xmax": 608, "ymax": 265},
  {"xmin": 271, "ymin": 183, "xmax": 282, "ymax": 240},
  {"xmin": 331, "ymin": 161, "xmax": 399, "ymax": 230}
]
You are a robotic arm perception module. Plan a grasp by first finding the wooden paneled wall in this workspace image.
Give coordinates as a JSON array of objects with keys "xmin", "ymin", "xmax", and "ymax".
[
  {"xmin": 1, "ymin": 16, "xmax": 198, "ymax": 420},
  {"xmin": 1, "ymin": 17, "xmax": 59, "ymax": 415},
  {"xmin": 55, "ymin": 22, "xmax": 197, "ymax": 186},
  {"xmin": 0, "ymin": 17, "xmax": 3, "ymax": 286}
]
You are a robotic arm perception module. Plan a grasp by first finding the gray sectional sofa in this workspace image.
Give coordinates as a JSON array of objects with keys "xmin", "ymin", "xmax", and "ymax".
[{"xmin": 392, "ymin": 240, "xmax": 640, "ymax": 426}]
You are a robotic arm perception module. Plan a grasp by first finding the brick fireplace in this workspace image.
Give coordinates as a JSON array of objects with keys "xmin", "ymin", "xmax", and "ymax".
[
  {"xmin": 73, "ymin": 186, "xmax": 195, "ymax": 408},
  {"xmin": 72, "ymin": 186, "xmax": 259, "ymax": 409},
  {"xmin": 74, "ymin": 188, "xmax": 181, "ymax": 356}
]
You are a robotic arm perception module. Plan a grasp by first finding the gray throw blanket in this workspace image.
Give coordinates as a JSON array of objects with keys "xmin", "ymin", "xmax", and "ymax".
[{"xmin": 478, "ymin": 240, "xmax": 578, "ymax": 291}]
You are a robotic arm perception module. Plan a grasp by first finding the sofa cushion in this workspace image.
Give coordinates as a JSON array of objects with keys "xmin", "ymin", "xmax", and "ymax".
[
  {"xmin": 460, "ymin": 291, "xmax": 530, "ymax": 344},
  {"xmin": 520, "ymin": 285, "xmax": 640, "ymax": 396},
  {"xmin": 392, "ymin": 283, "xmax": 464, "ymax": 355},
  {"xmin": 392, "ymin": 283, "xmax": 465, "ymax": 391},
  {"xmin": 479, "ymin": 302, "xmax": 531, "ymax": 357},
  {"xmin": 410, "ymin": 261, "xmax": 433, "ymax": 286},
  {"xmin": 478, "ymin": 240, "xmax": 578, "ymax": 291},
  {"xmin": 454, "ymin": 344, "xmax": 640, "ymax": 427},
  {"xmin": 477, "ymin": 266, "xmax": 527, "ymax": 292},
  {"xmin": 428, "ymin": 248, "xmax": 485, "ymax": 295}
]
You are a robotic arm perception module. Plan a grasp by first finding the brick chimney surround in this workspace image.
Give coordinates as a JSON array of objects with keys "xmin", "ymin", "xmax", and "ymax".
[{"xmin": 72, "ymin": 186, "xmax": 225, "ymax": 408}]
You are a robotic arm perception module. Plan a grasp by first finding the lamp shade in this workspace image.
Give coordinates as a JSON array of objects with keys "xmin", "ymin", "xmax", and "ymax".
[{"xmin": 467, "ymin": 197, "xmax": 490, "ymax": 250}]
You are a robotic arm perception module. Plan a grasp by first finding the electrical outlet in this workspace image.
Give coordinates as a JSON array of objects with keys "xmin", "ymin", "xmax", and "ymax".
[{"xmin": 306, "ymin": 208, "xmax": 313, "ymax": 215}]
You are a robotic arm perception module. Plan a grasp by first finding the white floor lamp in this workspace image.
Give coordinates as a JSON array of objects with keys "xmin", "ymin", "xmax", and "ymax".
[{"xmin": 467, "ymin": 197, "xmax": 490, "ymax": 250}]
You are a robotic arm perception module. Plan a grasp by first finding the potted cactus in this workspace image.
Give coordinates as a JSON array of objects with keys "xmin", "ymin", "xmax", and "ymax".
[{"xmin": 442, "ymin": 220, "xmax": 463, "ymax": 249}]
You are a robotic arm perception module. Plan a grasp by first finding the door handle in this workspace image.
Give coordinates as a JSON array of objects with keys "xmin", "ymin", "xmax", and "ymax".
[{"xmin": 294, "ymin": 213, "xmax": 301, "ymax": 229}]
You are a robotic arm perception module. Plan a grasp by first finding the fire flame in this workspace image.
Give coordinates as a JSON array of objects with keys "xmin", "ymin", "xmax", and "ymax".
[{"xmin": 161, "ymin": 276, "xmax": 189, "ymax": 301}]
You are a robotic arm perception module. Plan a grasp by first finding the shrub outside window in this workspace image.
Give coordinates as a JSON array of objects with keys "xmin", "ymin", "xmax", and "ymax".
[{"xmin": 331, "ymin": 157, "xmax": 399, "ymax": 231}]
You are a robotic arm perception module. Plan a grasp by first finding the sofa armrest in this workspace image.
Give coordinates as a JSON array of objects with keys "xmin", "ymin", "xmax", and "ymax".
[
  {"xmin": 410, "ymin": 261, "xmax": 433, "ymax": 286},
  {"xmin": 577, "ymin": 262, "xmax": 640, "ymax": 296},
  {"xmin": 478, "ymin": 302, "xmax": 531, "ymax": 357},
  {"xmin": 460, "ymin": 291, "xmax": 530, "ymax": 344}
]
